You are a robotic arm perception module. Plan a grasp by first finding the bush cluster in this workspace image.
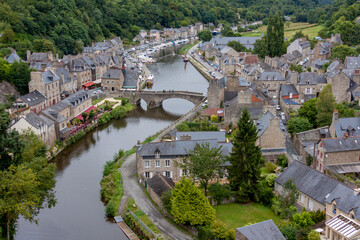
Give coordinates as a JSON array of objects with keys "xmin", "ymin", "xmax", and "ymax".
[{"xmin": 65, "ymin": 130, "xmax": 85, "ymax": 146}]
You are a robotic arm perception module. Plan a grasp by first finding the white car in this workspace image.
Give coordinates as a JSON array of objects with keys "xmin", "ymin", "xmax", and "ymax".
[
  {"xmin": 280, "ymin": 112, "xmax": 286, "ymax": 120},
  {"xmin": 276, "ymin": 105, "xmax": 281, "ymax": 111},
  {"xmin": 203, "ymin": 93, "xmax": 207, "ymax": 96}
]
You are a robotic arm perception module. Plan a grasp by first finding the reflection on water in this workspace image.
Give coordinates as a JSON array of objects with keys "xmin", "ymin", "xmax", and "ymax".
[{"xmin": 16, "ymin": 54, "xmax": 209, "ymax": 240}]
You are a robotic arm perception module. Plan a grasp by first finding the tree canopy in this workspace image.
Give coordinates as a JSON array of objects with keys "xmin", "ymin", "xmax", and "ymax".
[
  {"xmin": 316, "ymin": 84, "xmax": 335, "ymax": 127},
  {"xmin": 227, "ymin": 41, "xmax": 247, "ymax": 52},
  {"xmin": 181, "ymin": 142, "xmax": 224, "ymax": 195},
  {"xmin": 228, "ymin": 108, "xmax": 262, "ymax": 202},
  {"xmin": 198, "ymin": 30, "xmax": 213, "ymax": 42},
  {"xmin": 287, "ymin": 117, "xmax": 313, "ymax": 136},
  {"xmin": 170, "ymin": 178, "xmax": 215, "ymax": 226}
]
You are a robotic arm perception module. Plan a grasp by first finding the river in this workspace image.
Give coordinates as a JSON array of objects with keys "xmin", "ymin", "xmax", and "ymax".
[{"xmin": 15, "ymin": 54, "xmax": 208, "ymax": 240}]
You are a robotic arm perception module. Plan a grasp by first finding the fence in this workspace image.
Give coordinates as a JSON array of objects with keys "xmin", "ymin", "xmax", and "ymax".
[{"xmin": 127, "ymin": 209, "xmax": 156, "ymax": 238}]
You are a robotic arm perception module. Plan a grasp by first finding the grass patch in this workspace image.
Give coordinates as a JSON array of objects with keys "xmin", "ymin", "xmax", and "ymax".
[
  {"xmin": 98, "ymin": 101, "xmax": 117, "ymax": 109},
  {"xmin": 214, "ymin": 203, "xmax": 281, "ymax": 229},
  {"xmin": 179, "ymin": 41, "xmax": 199, "ymax": 54},
  {"xmin": 126, "ymin": 198, "xmax": 162, "ymax": 235},
  {"xmin": 92, "ymin": 97, "xmax": 104, "ymax": 105},
  {"xmin": 241, "ymin": 22, "xmax": 324, "ymax": 39}
]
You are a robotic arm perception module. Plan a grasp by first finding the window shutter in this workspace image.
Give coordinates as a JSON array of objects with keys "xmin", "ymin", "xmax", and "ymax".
[
  {"xmin": 143, "ymin": 172, "xmax": 146, "ymax": 177},
  {"xmin": 163, "ymin": 172, "xmax": 166, "ymax": 176},
  {"xmin": 180, "ymin": 169, "xmax": 183, "ymax": 177},
  {"xmin": 150, "ymin": 172, "xmax": 153, "ymax": 178},
  {"xmin": 170, "ymin": 171, "xmax": 173, "ymax": 178}
]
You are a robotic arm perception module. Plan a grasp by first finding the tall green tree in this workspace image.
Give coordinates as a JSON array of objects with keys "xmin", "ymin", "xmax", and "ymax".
[
  {"xmin": 266, "ymin": 13, "xmax": 284, "ymax": 57},
  {"xmin": 316, "ymin": 84, "xmax": 335, "ymax": 127},
  {"xmin": 198, "ymin": 30, "xmax": 212, "ymax": 42},
  {"xmin": 181, "ymin": 142, "xmax": 224, "ymax": 195},
  {"xmin": 298, "ymin": 98, "xmax": 318, "ymax": 127},
  {"xmin": 228, "ymin": 108, "xmax": 262, "ymax": 202},
  {"xmin": 287, "ymin": 117, "xmax": 313, "ymax": 136},
  {"xmin": 171, "ymin": 178, "xmax": 215, "ymax": 226}
]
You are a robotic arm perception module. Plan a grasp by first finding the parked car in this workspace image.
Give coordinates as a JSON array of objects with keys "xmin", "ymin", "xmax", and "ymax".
[
  {"xmin": 276, "ymin": 105, "xmax": 281, "ymax": 111},
  {"xmin": 280, "ymin": 112, "xmax": 286, "ymax": 120}
]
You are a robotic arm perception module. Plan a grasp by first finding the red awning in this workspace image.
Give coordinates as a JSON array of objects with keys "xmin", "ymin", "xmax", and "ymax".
[
  {"xmin": 83, "ymin": 82, "xmax": 95, "ymax": 87},
  {"xmin": 75, "ymin": 106, "xmax": 98, "ymax": 121}
]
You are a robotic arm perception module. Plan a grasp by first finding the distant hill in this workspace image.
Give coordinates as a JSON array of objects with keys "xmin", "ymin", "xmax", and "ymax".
[{"xmin": 0, "ymin": 0, "xmax": 330, "ymax": 55}]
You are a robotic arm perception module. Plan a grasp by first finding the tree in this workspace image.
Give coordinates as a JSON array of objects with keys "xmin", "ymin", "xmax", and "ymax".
[
  {"xmin": 227, "ymin": 41, "xmax": 247, "ymax": 52},
  {"xmin": 316, "ymin": 84, "xmax": 335, "ymax": 127},
  {"xmin": 33, "ymin": 39, "xmax": 56, "ymax": 53},
  {"xmin": 287, "ymin": 117, "xmax": 313, "ymax": 136},
  {"xmin": 0, "ymin": 29, "xmax": 15, "ymax": 44},
  {"xmin": 253, "ymin": 37, "xmax": 268, "ymax": 58},
  {"xmin": 0, "ymin": 109, "xmax": 24, "ymax": 171},
  {"xmin": 181, "ymin": 143, "xmax": 224, "ymax": 195},
  {"xmin": 237, "ymin": 26, "xmax": 246, "ymax": 32},
  {"xmin": 228, "ymin": 108, "xmax": 262, "ymax": 202},
  {"xmin": 272, "ymin": 179, "xmax": 299, "ymax": 218},
  {"xmin": 298, "ymin": 98, "xmax": 318, "ymax": 127},
  {"xmin": 8, "ymin": 62, "xmax": 32, "ymax": 95},
  {"xmin": 170, "ymin": 178, "xmax": 215, "ymax": 225},
  {"xmin": 0, "ymin": 165, "xmax": 39, "ymax": 240},
  {"xmin": 210, "ymin": 114, "xmax": 218, "ymax": 122},
  {"xmin": 266, "ymin": 13, "xmax": 284, "ymax": 57},
  {"xmin": 290, "ymin": 64, "xmax": 303, "ymax": 73},
  {"xmin": 198, "ymin": 30, "xmax": 213, "ymax": 42},
  {"xmin": 331, "ymin": 45, "xmax": 354, "ymax": 62},
  {"xmin": 336, "ymin": 102, "xmax": 355, "ymax": 118},
  {"xmin": 81, "ymin": 112, "xmax": 88, "ymax": 123},
  {"xmin": 88, "ymin": 109, "xmax": 95, "ymax": 121},
  {"xmin": 292, "ymin": 211, "xmax": 315, "ymax": 228}
]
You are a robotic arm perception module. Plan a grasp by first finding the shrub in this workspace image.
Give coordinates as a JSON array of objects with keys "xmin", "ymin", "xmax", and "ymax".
[
  {"xmin": 265, "ymin": 162, "xmax": 277, "ymax": 173},
  {"xmin": 309, "ymin": 210, "xmax": 326, "ymax": 223},
  {"xmin": 235, "ymin": 187, "xmax": 250, "ymax": 203},
  {"xmin": 292, "ymin": 211, "xmax": 315, "ymax": 228},
  {"xmin": 103, "ymin": 160, "xmax": 115, "ymax": 177},
  {"xmin": 111, "ymin": 106, "xmax": 127, "ymax": 119},
  {"xmin": 121, "ymin": 98, "xmax": 129, "ymax": 105},
  {"xmin": 66, "ymin": 130, "xmax": 85, "ymax": 146},
  {"xmin": 98, "ymin": 112, "xmax": 111, "ymax": 126},
  {"xmin": 210, "ymin": 115, "xmax": 219, "ymax": 122},
  {"xmin": 265, "ymin": 174, "xmax": 278, "ymax": 188},
  {"xmin": 258, "ymin": 181, "xmax": 274, "ymax": 207},
  {"xmin": 308, "ymin": 230, "xmax": 320, "ymax": 240},
  {"xmin": 277, "ymin": 155, "xmax": 288, "ymax": 168},
  {"xmin": 161, "ymin": 190, "xmax": 172, "ymax": 213},
  {"xmin": 208, "ymin": 183, "xmax": 232, "ymax": 205},
  {"xmin": 279, "ymin": 223, "xmax": 297, "ymax": 240}
]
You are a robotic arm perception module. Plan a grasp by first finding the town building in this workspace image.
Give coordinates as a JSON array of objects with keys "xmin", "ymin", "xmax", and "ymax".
[
  {"xmin": 29, "ymin": 70, "xmax": 61, "ymax": 107},
  {"xmin": 12, "ymin": 90, "xmax": 47, "ymax": 115},
  {"xmin": 101, "ymin": 67, "xmax": 125, "ymax": 92}
]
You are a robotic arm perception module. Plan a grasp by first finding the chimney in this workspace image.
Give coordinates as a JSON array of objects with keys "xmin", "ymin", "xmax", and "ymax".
[
  {"xmin": 56, "ymin": 53, "xmax": 59, "ymax": 61},
  {"xmin": 354, "ymin": 187, "xmax": 360, "ymax": 196},
  {"xmin": 332, "ymin": 109, "xmax": 339, "ymax": 123},
  {"xmin": 26, "ymin": 50, "xmax": 31, "ymax": 61},
  {"xmin": 344, "ymin": 132, "xmax": 349, "ymax": 140},
  {"xmin": 48, "ymin": 51, "xmax": 53, "ymax": 61},
  {"xmin": 61, "ymin": 72, "xmax": 65, "ymax": 83},
  {"xmin": 136, "ymin": 140, "xmax": 142, "ymax": 152}
]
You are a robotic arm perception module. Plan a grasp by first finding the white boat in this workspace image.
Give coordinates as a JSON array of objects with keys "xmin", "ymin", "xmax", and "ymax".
[{"xmin": 147, "ymin": 74, "xmax": 154, "ymax": 81}]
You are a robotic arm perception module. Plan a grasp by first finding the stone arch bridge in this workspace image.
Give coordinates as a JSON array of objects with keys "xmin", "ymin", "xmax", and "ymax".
[{"xmin": 113, "ymin": 90, "xmax": 206, "ymax": 108}]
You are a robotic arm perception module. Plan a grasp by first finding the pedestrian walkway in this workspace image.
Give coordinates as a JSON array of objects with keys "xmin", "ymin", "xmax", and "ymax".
[
  {"xmin": 94, "ymin": 97, "xmax": 122, "ymax": 108},
  {"xmin": 114, "ymin": 216, "xmax": 139, "ymax": 240}
]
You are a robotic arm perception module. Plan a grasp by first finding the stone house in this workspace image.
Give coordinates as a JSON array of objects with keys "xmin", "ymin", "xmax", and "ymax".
[
  {"xmin": 256, "ymin": 71, "xmax": 286, "ymax": 99},
  {"xmin": 255, "ymin": 111, "xmax": 286, "ymax": 162},
  {"xmin": 56, "ymin": 67, "xmax": 76, "ymax": 97},
  {"xmin": 136, "ymin": 139, "xmax": 231, "ymax": 182},
  {"xmin": 149, "ymin": 29, "xmax": 161, "ymax": 42},
  {"xmin": 163, "ymin": 28, "xmax": 174, "ymax": 39},
  {"xmin": 207, "ymin": 77, "xmax": 226, "ymax": 108},
  {"xmin": 29, "ymin": 70, "xmax": 61, "ymax": 107},
  {"xmin": 13, "ymin": 90, "xmax": 47, "ymax": 114},
  {"xmin": 132, "ymin": 34, "xmax": 146, "ymax": 45},
  {"xmin": 40, "ymin": 90, "xmax": 91, "ymax": 140},
  {"xmin": 139, "ymin": 29, "xmax": 147, "ymax": 38},
  {"xmin": 283, "ymin": 50, "xmax": 302, "ymax": 64},
  {"xmin": 179, "ymin": 27, "xmax": 188, "ymax": 39},
  {"xmin": 329, "ymin": 110, "xmax": 360, "ymax": 138},
  {"xmin": 10, "ymin": 112, "xmax": 56, "ymax": 148},
  {"xmin": 296, "ymin": 72, "xmax": 327, "ymax": 103},
  {"xmin": 275, "ymin": 161, "xmax": 340, "ymax": 212},
  {"xmin": 101, "ymin": 67, "xmax": 125, "ymax": 92},
  {"xmin": 146, "ymin": 173, "xmax": 175, "ymax": 209},
  {"xmin": 316, "ymin": 135, "xmax": 360, "ymax": 174},
  {"xmin": 219, "ymin": 55, "xmax": 237, "ymax": 75},
  {"xmin": 220, "ymin": 46, "xmax": 238, "ymax": 58},
  {"xmin": 26, "ymin": 50, "xmax": 55, "ymax": 63},
  {"xmin": 280, "ymin": 84, "xmax": 299, "ymax": 103},
  {"xmin": 310, "ymin": 41, "xmax": 332, "ymax": 63},
  {"xmin": 235, "ymin": 219, "xmax": 285, "ymax": 240},
  {"xmin": 67, "ymin": 57, "xmax": 92, "ymax": 89},
  {"xmin": 205, "ymin": 46, "xmax": 218, "ymax": 61},
  {"xmin": 195, "ymin": 22, "xmax": 204, "ymax": 32},
  {"xmin": 6, "ymin": 51, "xmax": 21, "ymax": 63},
  {"xmin": 209, "ymin": 36, "xmax": 262, "ymax": 51},
  {"xmin": 329, "ymin": 33, "xmax": 343, "ymax": 45},
  {"xmin": 286, "ymin": 38, "xmax": 311, "ymax": 57},
  {"xmin": 201, "ymin": 108, "xmax": 225, "ymax": 122}
]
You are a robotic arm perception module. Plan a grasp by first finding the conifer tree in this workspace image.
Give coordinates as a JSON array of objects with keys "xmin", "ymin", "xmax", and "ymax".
[{"xmin": 228, "ymin": 108, "xmax": 262, "ymax": 202}]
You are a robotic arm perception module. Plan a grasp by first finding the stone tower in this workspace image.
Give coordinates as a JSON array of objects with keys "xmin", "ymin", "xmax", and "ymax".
[{"xmin": 207, "ymin": 78, "xmax": 224, "ymax": 108}]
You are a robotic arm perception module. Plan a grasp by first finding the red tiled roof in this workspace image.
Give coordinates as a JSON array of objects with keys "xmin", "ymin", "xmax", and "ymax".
[
  {"xmin": 83, "ymin": 82, "xmax": 95, "ymax": 87},
  {"xmin": 251, "ymin": 94, "xmax": 262, "ymax": 102},
  {"xmin": 202, "ymin": 108, "xmax": 224, "ymax": 117}
]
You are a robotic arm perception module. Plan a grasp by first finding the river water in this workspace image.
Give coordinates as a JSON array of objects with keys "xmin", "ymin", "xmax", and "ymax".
[{"xmin": 16, "ymin": 54, "xmax": 208, "ymax": 240}]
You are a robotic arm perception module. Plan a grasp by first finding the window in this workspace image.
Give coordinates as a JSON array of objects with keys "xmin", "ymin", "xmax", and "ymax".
[
  {"xmin": 145, "ymin": 172, "xmax": 150, "ymax": 178},
  {"xmin": 165, "ymin": 160, "xmax": 170, "ymax": 167},
  {"xmin": 112, "ymin": 81, "xmax": 114, "ymax": 84},
  {"xmin": 107, "ymin": 81, "xmax": 110, "ymax": 84},
  {"xmin": 305, "ymin": 88, "xmax": 311, "ymax": 94},
  {"xmin": 300, "ymin": 194, "xmax": 305, "ymax": 203},
  {"xmin": 308, "ymin": 199, "xmax": 314, "ymax": 211},
  {"xmin": 155, "ymin": 160, "xmax": 160, "ymax": 167},
  {"xmin": 333, "ymin": 204, "xmax": 337, "ymax": 214},
  {"xmin": 183, "ymin": 169, "xmax": 187, "ymax": 176},
  {"xmin": 144, "ymin": 161, "xmax": 150, "ymax": 168},
  {"xmin": 166, "ymin": 171, "xmax": 170, "ymax": 178}
]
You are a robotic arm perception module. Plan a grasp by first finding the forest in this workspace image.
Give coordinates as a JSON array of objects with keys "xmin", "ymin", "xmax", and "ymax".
[{"xmin": 0, "ymin": 0, "xmax": 337, "ymax": 56}]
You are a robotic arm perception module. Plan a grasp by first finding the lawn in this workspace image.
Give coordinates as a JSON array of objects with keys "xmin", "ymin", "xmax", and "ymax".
[
  {"xmin": 214, "ymin": 203, "xmax": 281, "ymax": 229},
  {"xmin": 241, "ymin": 22, "xmax": 324, "ymax": 39}
]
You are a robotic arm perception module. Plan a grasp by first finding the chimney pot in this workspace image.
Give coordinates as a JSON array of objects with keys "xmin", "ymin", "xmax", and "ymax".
[{"xmin": 354, "ymin": 187, "xmax": 360, "ymax": 196}]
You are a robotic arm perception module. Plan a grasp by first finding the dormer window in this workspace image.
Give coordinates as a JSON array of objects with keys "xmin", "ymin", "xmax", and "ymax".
[
  {"xmin": 155, "ymin": 149, "xmax": 160, "ymax": 159},
  {"xmin": 333, "ymin": 204, "xmax": 337, "ymax": 214}
]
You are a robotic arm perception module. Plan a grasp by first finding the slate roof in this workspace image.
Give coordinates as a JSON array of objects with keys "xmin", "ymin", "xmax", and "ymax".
[
  {"xmin": 122, "ymin": 69, "xmax": 138, "ymax": 89},
  {"xmin": 325, "ymin": 184, "xmax": 360, "ymax": 221},
  {"xmin": 345, "ymin": 56, "xmax": 360, "ymax": 69},
  {"xmin": 334, "ymin": 117, "xmax": 360, "ymax": 137},
  {"xmin": 209, "ymin": 36, "xmax": 261, "ymax": 50},
  {"xmin": 62, "ymin": 90, "xmax": 89, "ymax": 107},
  {"xmin": 258, "ymin": 71, "xmax": 285, "ymax": 81},
  {"xmin": 138, "ymin": 139, "xmax": 230, "ymax": 157},
  {"xmin": 280, "ymin": 84, "xmax": 299, "ymax": 97},
  {"xmin": 275, "ymin": 161, "xmax": 341, "ymax": 205},
  {"xmin": 6, "ymin": 52, "xmax": 21, "ymax": 63},
  {"xmin": 42, "ymin": 108, "xmax": 67, "ymax": 123},
  {"xmin": 147, "ymin": 174, "xmax": 175, "ymax": 196},
  {"xmin": 236, "ymin": 219, "xmax": 285, "ymax": 240},
  {"xmin": 220, "ymin": 46, "xmax": 235, "ymax": 54},
  {"xmin": 22, "ymin": 112, "xmax": 53, "ymax": 129},
  {"xmin": 29, "ymin": 53, "xmax": 48, "ymax": 62},
  {"xmin": 55, "ymin": 67, "xmax": 72, "ymax": 84},
  {"xmin": 284, "ymin": 50, "xmax": 302, "ymax": 61},
  {"xmin": 176, "ymin": 131, "xmax": 226, "ymax": 142},
  {"xmin": 322, "ymin": 136, "xmax": 360, "ymax": 153},
  {"xmin": 256, "ymin": 111, "xmax": 286, "ymax": 137},
  {"xmin": 326, "ymin": 60, "xmax": 341, "ymax": 79},
  {"xmin": 19, "ymin": 90, "xmax": 46, "ymax": 107},
  {"xmin": 311, "ymin": 59, "xmax": 329, "ymax": 69},
  {"xmin": 102, "ymin": 68, "xmax": 123, "ymax": 79},
  {"xmin": 29, "ymin": 62, "xmax": 53, "ymax": 71},
  {"xmin": 298, "ymin": 72, "xmax": 327, "ymax": 85},
  {"xmin": 239, "ymin": 77, "xmax": 251, "ymax": 87},
  {"xmin": 42, "ymin": 70, "xmax": 60, "ymax": 85}
]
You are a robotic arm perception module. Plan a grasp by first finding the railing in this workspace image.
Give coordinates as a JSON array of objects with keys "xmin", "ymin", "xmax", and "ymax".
[{"xmin": 127, "ymin": 209, "xmax": 156, "ymax": 238}]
